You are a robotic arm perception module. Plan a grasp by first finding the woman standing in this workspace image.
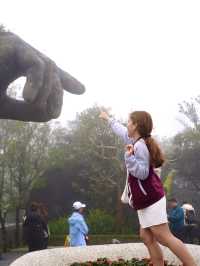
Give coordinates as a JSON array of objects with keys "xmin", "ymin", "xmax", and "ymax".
[
  {"xmin": 68, "ymin": 201, "xmax": 89, "ymax": 247},
  {"xmin": 99, "ymin": 110, "xmax": 196, "ymax": 266},
  {"xmin": 23, "ymin": 202, "xmax": 44, "ymax": 252}
]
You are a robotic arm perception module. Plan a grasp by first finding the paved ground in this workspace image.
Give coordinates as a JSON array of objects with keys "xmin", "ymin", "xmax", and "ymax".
[
  {"xmin": 0, "ymin": 247, "xmax": 56, "ymax": 266},
  {"xmin": 0, "ymin": 251, "xmax": 26, "ymax": 266}
]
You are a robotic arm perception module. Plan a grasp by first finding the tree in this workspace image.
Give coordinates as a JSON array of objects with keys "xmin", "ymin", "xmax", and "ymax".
[
  {"xmin": 178, "ymin": 96, "xmax": 200, "ymax": 130},
  {"xmin": 0, "ymin": 24, "xmax": 6, "ymax": 32},
  {"xmin": 65, "ymin": 106, "xmax": 137, "ymax": 230},
  {"xmin": 0, "ymin": 128, "xmax": 10, "ymax": 252},
  {"xmin": 165, "ymin": 96, "xmax": 200, "ymax": 211},
  {"xmin": 0, "ymin": 120, "xmax": 17, "ymax": 251},
  {"xmin": 174, "ymin": 97, "xmax": 200, "ymax": 184},
  {"xmin": 30, "ymin": 106, "xmax": 140, "ymax": 232},
  {"xmin": 0, "ymin": 119, "xmax": 52, "ymax": 246}
]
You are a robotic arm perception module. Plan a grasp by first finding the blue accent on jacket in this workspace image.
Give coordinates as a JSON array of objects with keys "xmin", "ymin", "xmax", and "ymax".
[{"xmin": 168, "ymin": 206, "xmax": 184, "ymax": 232}]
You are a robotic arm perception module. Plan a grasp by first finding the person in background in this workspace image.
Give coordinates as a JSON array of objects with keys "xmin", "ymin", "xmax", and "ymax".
[
  {"xmin": 182, "ymin": 202, "xmax": 196, "ymax": 225},
  {"xmin": 68, "ymin": 201, "xmax": 89, "ymax": 247},
  {"xmin": 168, "ymin": 198, "xmax": 185, "ymax": 241},
  {"xmin": 182, "ymin": 202, "xmax": 197, "ymax": 243},
  {"xmin": 39, "ymin": 203, "xmax": 50, "ymax": 249},
  {"xmin": 23, "ymin": 202, "xmax": 45, "ymax": 252}
]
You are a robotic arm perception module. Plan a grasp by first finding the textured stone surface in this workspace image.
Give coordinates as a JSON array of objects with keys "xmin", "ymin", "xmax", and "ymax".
[
  {"xmin": 0, "ymin": 31, "xmax": 85, "ymax": 122},
  {"xmin": 10, "ymin": 243, "xmax": 200, "ymax": 266}
]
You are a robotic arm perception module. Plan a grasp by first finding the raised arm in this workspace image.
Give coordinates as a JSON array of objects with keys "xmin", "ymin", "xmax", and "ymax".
[{"xmin": 99, "ymin": 111, "xmax": 129, "ymax": 144}]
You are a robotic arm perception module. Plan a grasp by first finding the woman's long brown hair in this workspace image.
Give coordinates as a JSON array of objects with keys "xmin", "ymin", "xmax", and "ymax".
[{"xmin": 130, "ymin": 111, "xmax": 165, "ymax": 168}]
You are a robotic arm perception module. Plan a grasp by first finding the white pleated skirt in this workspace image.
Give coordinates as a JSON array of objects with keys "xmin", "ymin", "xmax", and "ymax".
[{"xmin": 137, "ymin": 196, "xmax": 168, "ymax": 229}]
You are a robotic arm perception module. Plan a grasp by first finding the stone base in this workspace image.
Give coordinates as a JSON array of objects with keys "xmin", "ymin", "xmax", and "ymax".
[{"xmin": 10, "ymin": 243, "xmax": 200, "ymax": 266}]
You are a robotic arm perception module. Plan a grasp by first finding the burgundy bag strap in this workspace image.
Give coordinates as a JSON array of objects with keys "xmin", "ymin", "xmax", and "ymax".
[
  {"xmin": 132, "ymin": 136, "xmax": 143, "ymax": 146},
  {"xmin": 131, "ymin": 137, "xmax": 143, "ymax": 155}
]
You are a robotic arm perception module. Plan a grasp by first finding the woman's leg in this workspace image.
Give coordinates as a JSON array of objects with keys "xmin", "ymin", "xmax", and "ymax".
[
  {"xmin": 140, "ymin": 227, "xmax": 164, "ymax": 266},
  {"xmin": 150, "ymin": 223, "xmax": 197, "ymax": 266}
]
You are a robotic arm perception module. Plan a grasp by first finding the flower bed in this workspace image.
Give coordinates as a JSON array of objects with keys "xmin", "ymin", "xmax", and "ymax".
[{"xmin": 71, "ymin": 258, "xmax": 176, "ymax": 266}]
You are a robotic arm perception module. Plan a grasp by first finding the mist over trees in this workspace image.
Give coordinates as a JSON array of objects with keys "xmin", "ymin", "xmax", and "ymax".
[{"xmin": 1, "ymin": 86, "xmax": 200, "ymax": 250}]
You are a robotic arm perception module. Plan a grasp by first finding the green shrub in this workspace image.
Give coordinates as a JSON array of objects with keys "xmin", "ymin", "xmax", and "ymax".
[
  {"xmin": 49, "ymin": 209, "xmax": 136, "ymax": 236},
  {"xmin": 163, "ymin": 170, "xmax": 176, "ymax": 198},
  {"xmin": 49, "ymin": 216, "xmax": 68, "ymax": 235},
  {"xmin": 87, "ymin": 209, "xmax": 115, "ymax": 234}
]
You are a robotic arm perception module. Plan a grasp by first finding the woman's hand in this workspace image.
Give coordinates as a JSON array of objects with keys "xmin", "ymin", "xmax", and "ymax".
[
  {"xmin": 99, "ymin": 111, "xmax": 110, "ymax": 121},
  {"xmin": 125, "ymin": 144, "xmax": 134, "ymax": 156}
]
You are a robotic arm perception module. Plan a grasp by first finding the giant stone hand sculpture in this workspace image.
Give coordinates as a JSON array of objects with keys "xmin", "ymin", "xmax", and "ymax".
[{"xmin": 0, "ymin": 29, "xmax": 85, "ymax": 122}]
